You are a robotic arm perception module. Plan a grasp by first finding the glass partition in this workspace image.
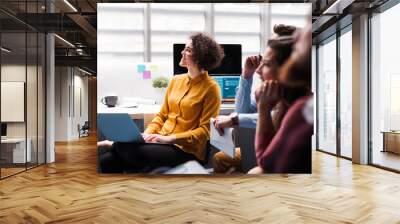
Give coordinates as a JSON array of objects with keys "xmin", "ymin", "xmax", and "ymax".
[
  {"xmin": 1, "ymin": 30, "xmax": 28, "ymax": 177},
  {"xmin": 0, "ymin": 2, "xmax": 46, "ymax": 179},
  {"xmin": 317, "ymin": 35, "xmax": 337, "ymax": 155}
]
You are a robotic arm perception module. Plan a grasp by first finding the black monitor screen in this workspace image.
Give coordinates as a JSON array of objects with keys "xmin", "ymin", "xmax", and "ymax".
[
  {"xmin": 1, "ymin": 123, "xmax": 6, "ymax": 137},
  {"xmin": 173, "ymin": 44, "xmax": 242, "ymax": 76}
]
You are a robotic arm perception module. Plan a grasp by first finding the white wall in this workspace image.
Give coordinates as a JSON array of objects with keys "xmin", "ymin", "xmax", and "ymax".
[
  {"xmin": 55, "ymin": 67, "xmax": 68, "ymax": 141},
  {"xmin": 55, "ymin": 67, "xmax": 89, "ymax": 141},
  {"xmin": 1, "ymin": 65, "xmax": 33, "ymax": 138},
  {"xmin": 72, "ymin": 73, "xmax": 89, "ymax": 138},
  {"xmin": 97, "ymin": 61, "xmax": 167, "ymax": 105},
  {"xmin": 1, "ymin": 64, "xmax": 46, "ymax": 163}
]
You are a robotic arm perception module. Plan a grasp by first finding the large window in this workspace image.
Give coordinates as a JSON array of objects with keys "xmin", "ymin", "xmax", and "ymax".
[
  {"xmin": 97, "ymin": 4, "xmax": 145, "ymax": 54},
  {"xmin": 151, "ymin": 4, "xmax": 206, "ymax": 77},
  {"xmin": 317, "ymin": 36, "xmax": 337, "ymax": 154},
  {"xmin": 214, "ymin": 3, "xmax": 261, "ymax": 63},
  {"xmin": 316, "ymin": 25, "xmax": 353, "ymax": 159},
  {"xmin": 270, "ymin": 4, "xmax": 310, "ymax": 34},
  {"xmin": 339, "ymin": 27, "xmax": 352, "ymax": 158},
  {"xmin": 97, "ymin": 3, "xmax": 310, "ymax": 103},
  {"xmin": 312, "ymin": 46, "xmax": 317, "ymax": 150},
  {"xmin": 97, "ymin": 3, "xmax": 145, "ymax": 101},
  {"xmin": 371, "ymin": 3, "xmax": 400, "ymax": 171}
]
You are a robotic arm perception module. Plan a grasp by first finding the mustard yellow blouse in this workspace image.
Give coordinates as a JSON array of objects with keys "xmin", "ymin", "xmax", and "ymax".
[{"xmin": 144, "ymin": 71, "xmax": 221, "ymax": 161}]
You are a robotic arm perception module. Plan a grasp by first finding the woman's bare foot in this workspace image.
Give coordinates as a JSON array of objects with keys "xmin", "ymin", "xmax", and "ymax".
[
  {"xmin": 97, "ymin": 140, "xmax": 114, "ymax": 148},
  {"xmin": 248, "ymin": 166, "xmax": 264, "ymax": 174}
]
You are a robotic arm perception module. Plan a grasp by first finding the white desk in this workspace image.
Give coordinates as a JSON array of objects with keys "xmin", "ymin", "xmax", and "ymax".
[
  {"xmin": 98, "ymin": 104, "xmax": 161, "ymax": 120},
  {"xmin": 1, "ymin": 138, "xmax": 31, "ymax": 163},
  {"xmin": 97, "ymin": 103, "xmax": 235, "ymax": 118},
  {"xmin": 98, "ymin": 104, "xmax": 235, "ymax": 132},
  {"xmin": 219, "ymin": 103, "xmax": 236, "ymax": 115}
]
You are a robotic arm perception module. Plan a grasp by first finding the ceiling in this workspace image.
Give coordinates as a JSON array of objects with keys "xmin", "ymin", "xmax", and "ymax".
[{"xmin": 0, "ymin": 0, "xmax": 392, "ymax": 75}]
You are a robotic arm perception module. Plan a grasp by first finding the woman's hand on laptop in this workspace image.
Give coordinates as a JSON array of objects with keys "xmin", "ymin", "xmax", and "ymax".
[
  {"xmin": 142, "ymin": 133, "xmax": 158, "ymax": 142},
  {"xmin": 143, "ymin": 134, "xmax": 176, "ymax": 144}
]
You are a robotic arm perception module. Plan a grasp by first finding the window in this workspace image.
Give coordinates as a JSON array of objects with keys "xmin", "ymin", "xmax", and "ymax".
[
  {"xmin": 97, "ymin": 3, "xmax": 310, "ymax": 104},
  {"xmin": 317, "ymin": 36, "xmax": 337, "ymax": 154},
  {"xmin": 151, "ymin": 4, "xmax": 207, "ymax": 77},
  {"xmin": 214, "ymin": 3, "xmax": 263, "ymax": 94},
  {"xmin": 270, "ymin": 4, "xmax": 310, "ymax": 35},
  {"xmin": 214, "ymin": 3, "xmax": 262, "ymax": 63},
  {"xmin": 97, "ymin": 4, "xmax": 145, "ymax": 55},
  {"xmin": 371, "ymin": 3, "xmax": 400, "ymax": 171},
  {"xmin": 339, "ymin": 27, "xmax": 352, "ymax": 158},
  {"xmin": 97, "ymin": 3, "xmax": 145, "ymax": 100},
  {"xmin": 312, "ymin": 45, "xmax": 317, "ymax": 150}
]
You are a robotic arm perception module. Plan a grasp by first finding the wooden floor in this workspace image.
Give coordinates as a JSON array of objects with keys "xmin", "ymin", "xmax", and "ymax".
[
  {"xmin": 1, "ymin": 135, "xmax": 400, "ymax": 223},
  {"xmin": 372, "ymin": 150, "xmax": 400, "ymax": 171},
  {"xmin": 1, "ymin": 167, "xmax": 26, "ymax": 178},
  {"xmin": 1, "ymin": 163, "xmax": 44, "ymax": 178}
]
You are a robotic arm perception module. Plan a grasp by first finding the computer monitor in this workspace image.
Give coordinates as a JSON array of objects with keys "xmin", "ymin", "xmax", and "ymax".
[
  {"xmin": 173, "ymin": 44, "xmax": 242, "ymax": 76},
  {"xmin": 1, "ymin": 123, "xmax": 7, "ymax": 138},
  {"xmin": 213, "ymin": 76, "xmax": 240, "ymax": 101}
]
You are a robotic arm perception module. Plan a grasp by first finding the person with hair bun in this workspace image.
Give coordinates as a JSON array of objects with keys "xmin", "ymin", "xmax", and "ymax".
[
  {"xmin": 249, "ymin": 24, "xmax": 313, "ymax": 174},
  {"xmin": 98, "ymin": 32, "xmax": 224, "ymax": 173},
  {"xmin": 212, "ymin": 24, "xmax": 307, "ymax": 174},
  {"xmin": 271, "ymin": 24, "xmax": 297, "ymax": 37}
]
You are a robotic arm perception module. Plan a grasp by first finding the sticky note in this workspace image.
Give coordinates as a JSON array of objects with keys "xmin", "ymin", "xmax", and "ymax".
[
  {"xmin": 143, "ymin": 71, "xmax": 151, "ymax": 79},
  {"xmin": 150, "ymin": 65, "xmax": 158, "ymax": 72},
  {"xmin": 137, "ymin": 64, "xmax": 146, "ymax": 73}
]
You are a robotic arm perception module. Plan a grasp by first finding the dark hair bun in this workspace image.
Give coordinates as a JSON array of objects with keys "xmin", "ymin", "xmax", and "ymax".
[{"xmin": 273, "ymin": 24, "xmax": 297, "ymax": 36}]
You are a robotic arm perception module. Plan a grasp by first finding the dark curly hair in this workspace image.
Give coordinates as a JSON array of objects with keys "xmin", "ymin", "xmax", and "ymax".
[
  {"xmin": 189, "ymin": 33, "xmax": 224, "ymax": 71},
  {"xmin": 273, "ymin": 24, "xmax": 297, "ymax": 36}
]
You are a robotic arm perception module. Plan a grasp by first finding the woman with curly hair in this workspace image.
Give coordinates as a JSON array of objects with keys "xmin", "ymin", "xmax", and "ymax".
[{"xmin": 98, "ymin": 33, "xmax": 224, "ymax": 173}]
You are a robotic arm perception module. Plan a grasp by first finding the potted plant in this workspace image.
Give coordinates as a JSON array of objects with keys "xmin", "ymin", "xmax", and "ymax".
[
  {"xmin": 152, "ymin": 76, "xmax": 169, "ymax": 89},
  {"xmin": 152, "ymin": 76, "xmax": 169, "ymax": 104}
]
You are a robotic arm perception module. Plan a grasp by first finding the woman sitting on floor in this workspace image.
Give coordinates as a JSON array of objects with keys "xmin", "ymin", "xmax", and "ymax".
[{"xmin": 98, "ymin": 32, "xmax": 224, "ymax": 173}]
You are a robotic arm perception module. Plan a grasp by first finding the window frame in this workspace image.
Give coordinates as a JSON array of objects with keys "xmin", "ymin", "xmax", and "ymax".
[{"xmin": 315, "ymin": 22, "xmax": 353, "ymax": 161}]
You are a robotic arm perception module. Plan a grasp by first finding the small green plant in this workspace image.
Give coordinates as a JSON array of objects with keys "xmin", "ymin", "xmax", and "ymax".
[{"xmin": 152, "ymin": 76, "xmax": 169, "ymax": 88}]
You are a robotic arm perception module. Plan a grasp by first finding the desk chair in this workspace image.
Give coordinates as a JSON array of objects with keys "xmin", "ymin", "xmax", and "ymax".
[{"xmin": 78, "ymin": 121, "xmax": 90, "ymax": 138}]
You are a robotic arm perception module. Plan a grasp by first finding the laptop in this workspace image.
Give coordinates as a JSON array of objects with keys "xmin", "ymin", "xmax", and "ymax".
[{"xmin": 97, "ymin": 113, "xmax": 145, "ymax": 143}]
